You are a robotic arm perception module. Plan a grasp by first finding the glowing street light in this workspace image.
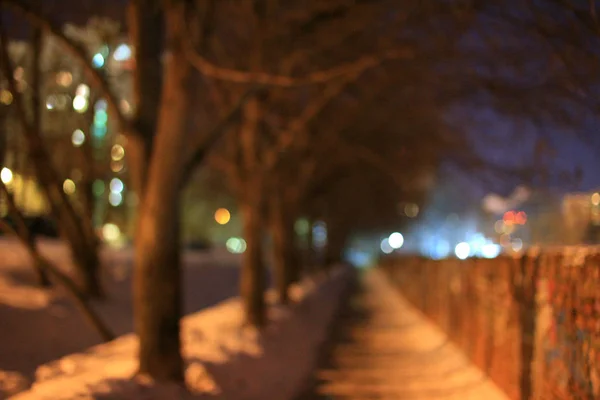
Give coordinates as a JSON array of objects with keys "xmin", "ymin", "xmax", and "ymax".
[
  {"xmin": 388, "ymin": 232, "xmax": 404, "ymax": 249},
  {"xmin": 0, "ymin": 167, "xmax": 13, "ymax": 184},
  {"xmin": 455, "ymin": 242, "xmax": 470, "ymax": 260},
  {"xmin": 215, "ymin": 208, "xmax": 231, "ymax": 225}
]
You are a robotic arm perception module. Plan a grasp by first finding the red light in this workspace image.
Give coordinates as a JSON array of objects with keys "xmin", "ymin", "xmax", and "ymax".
[
  {"xmin": 515, "ymin": 211, "xmax": 527, "ymax": 225},
  {"xmin": 503, "ymin": 211, "xmax": 515, "ymax": 225}
]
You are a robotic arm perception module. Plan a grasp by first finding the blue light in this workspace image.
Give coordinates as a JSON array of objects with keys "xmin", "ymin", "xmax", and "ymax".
[
  {"xmin": 93, "ymin": 124, "xmax": 107, "ymax": 139},
  {"xmin": 113, "ymin": 44, "xmax": 131, "ymax": 61},
  {"xmin": 92, "ymin": 53, "xmax": 105, "ymax": 68}
]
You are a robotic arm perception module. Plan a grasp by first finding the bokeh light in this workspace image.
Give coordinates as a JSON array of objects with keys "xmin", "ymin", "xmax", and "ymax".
[
  {"xmin": 63, "ymin": 179, "xmax": 76, "ymax": 195},
  {"xmin": 73, "ymin": 95, "xmax": 88, "ymax": 113},
  {"xmin": 215, "ymin": 208, "xmax": 231, "ymax": 225},
  {"xmin": 1, "ymin": 167, "xmax": 13, "ymax": 184},
  {"xmin": 388, "ymin": 232, "xmax": 404, "ymax": 249},
  {"xmin": 111, "ymin": 144, "xmax": 125, "ymax": 161},
  {"xmin": 102, "ymin": 223, "xmax": 121, "ymax": 242},
  {"xmin": 226, "ymin": 237, "xmax": 247, "ymax": 254},
  {"xmin": 454, "ymin": 242, "xmax": 470, "ymax": 260},
  {"xmin": 109, "ymin": 178, "xmax": 124, "ymax": 194},
  {"xmin": 109, "ymin": 192, "xmax": 123, "ymax": 206},
  {"xmin": 71, "ymin": 129, "xmax": 85, "ymax": 147}
]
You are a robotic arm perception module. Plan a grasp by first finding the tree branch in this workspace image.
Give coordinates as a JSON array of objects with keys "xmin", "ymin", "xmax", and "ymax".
[
  {"xmin": 180, "ymin": 88, "xmax": 257, "ymax": 185},
  {"xmin": 185, "ymin": 42, "xmax": 412, "ymax": 87}
]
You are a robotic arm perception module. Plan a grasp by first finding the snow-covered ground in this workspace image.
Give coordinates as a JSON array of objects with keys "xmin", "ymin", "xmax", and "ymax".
[
  {"xmin": 9, "ymin": 266, "xmax": 352, "ymax": 400},
  {"xmin": 0, "ymin": 239, "xmax": 242, "ymax": 398}
]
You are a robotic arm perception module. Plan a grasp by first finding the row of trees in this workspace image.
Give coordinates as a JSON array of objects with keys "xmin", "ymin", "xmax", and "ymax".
[{"xmin": 1, "ymin": 0, "xmax": 598, "ymax": 389}]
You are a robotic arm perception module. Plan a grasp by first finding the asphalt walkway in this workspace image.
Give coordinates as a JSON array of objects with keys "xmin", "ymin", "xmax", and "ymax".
[{"xmin": 303, "ymin": 268, "xmax": 509, "ymax": 400}]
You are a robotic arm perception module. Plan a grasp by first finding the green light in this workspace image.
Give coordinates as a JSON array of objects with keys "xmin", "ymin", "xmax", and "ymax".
[
  {"xmin": 92, "ymin": 180, "xmax": 105, "ymax": 196},
  {"xmin": 94, "ymin": 110, "xmax": 108, "ymax": 125}
]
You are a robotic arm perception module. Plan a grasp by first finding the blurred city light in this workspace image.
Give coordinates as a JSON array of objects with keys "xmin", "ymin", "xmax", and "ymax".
[
  {"xmin": 481, "ymin": 243, "xmax": 501, "ymax": 259},
  {"xmin": 76, "ymin": 84, "xmax": 90, "ymax": 98},
  {"xmin": 109, "ymin": 178, "xmax": 124, "ymax": 194},
  {"xmin": 95, "ymin": 99, "xmax": 107, "ymax": 112},
  {"xmin": 113, "ymin": 44, "xmax": 131, "ymax": 61},
  {"xmin": 71, "ymin": 129, "xmax": 85, "ymax": 147},
  {"xmin": 214, "ymin": 208, "xmax": 231, "ymax": 225},
  {"xmin": 111, "ymin": 144, "xmax": 125, "ymax": 161},
  {"xmin": 56, "ymin": 71, "xmax": 72, "ymax": 87},
  {"xmin": 226, "ymin": 237, "xmax": 247, "ymax": 254},
  {"xmin": 1, "ymin": 167, "xmax": 13, "ymax": 184},
  {"xmin": 92, "ymin": 53, "xmax": 105, "ymax": 68},
  {"xmin": 511, "ymin": 238, "xmax": 523, "ymax": 252},
  {"xmin": 455, "ymin": 242, "xmax": 470, "ymax": 260},
  {"xmin": 109, "ymin": 192, "xmax": 123, "ymax": 206},
  {"xmin": 63, "ymin": 179, "xmax": 76, "ymax": 195},
  {"xmin": 294, "ymin": 219, "xmax": 310, "ymax": 236},
  {"xmin": 380, "ymin": 238, "xmax": 393, "ymax": 254},
  {"xmin": 313, "ymin": 222, "xmax": 327, "ymax": 248},
  {"xmin": 0, "ymin": 90, "xmax": 12, "ymax": 105},
  {"xmin": 102, "ymin": 223, "xmax": 121, "ymax": 242},
  {"xmin": 388, "ymin": 232, "xmax": 404, "ymax": 249},
  {"xmin": 73, "ymin": 95, "xmax": 88, "ymax": 113},
  {"xmin": 93, "ymin": 180, "xmax": 105, "ymax": 196},
  {"xmin": 404, "ymin": 203, "xmax": 419, "ymax": 218}
]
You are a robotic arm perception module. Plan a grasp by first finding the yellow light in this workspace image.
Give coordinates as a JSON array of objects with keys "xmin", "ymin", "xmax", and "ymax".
[
  {"xmin": 73, "ymin": 95, "xmax": 88, "ymax": 113},
  {"xmin": 102, "ymin": 223, "xmax": 121, "ymax": 242},
  {"xmin": 592, "ymin": 193, "xmax": 600, "ymax": 206},
  {"xmin": 111, "ymin": 144, "xmax": 125, "ymax": 161},
  {"xmin": 0, "ymin": 167, "xmax": 13, "ymax": 184},
  {"xmin": 0, "ymin": 90, "xmax": 13, "ymax": 105},
  {"xmin": 215, "ymin": 208, "xmax": 231, "ymax": 225},
  {"xmin": 110, "ymin": 160, "xmax": 124, "ymax": 173},
  {"xmin": 56, "ymin": 71, "xmax": 73, "ymax": 87},
  {"xmin": 63, "ymin": 179, "xmax": 76, "ymax": 195}
]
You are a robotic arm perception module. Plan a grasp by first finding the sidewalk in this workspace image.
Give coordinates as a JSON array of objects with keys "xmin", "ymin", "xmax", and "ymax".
[{"xmin": 305, "ymin": 269, "xmax": 509, "ymax": 399}]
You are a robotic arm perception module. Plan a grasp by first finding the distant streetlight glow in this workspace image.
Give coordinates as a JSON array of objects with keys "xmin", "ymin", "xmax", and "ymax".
[
  {"xmin": 63, "ymin": 179, "xmax": 76, "ymax": 195},
  {"xmin": 388, "ymin": 232, "xmax": 404, "ymax": 249},
  {"xmin": 455, "ymin": 242, "xmax": 470, "ymax": 260},
  {"xmin": 215, "ymin": 208, "xmax": 231, "ymax": 225},
  {"xmin": 102, "ymin": 223, "xmax": 121, "ymax": 242},
  {"xmin": 110, "ymin": 178, "xmax": 124, "ymax": 194},
  {"xmin": 113, "ymin": 44, "xmax": 132, "ymax": 61},
  {"xmin": 226, "ymin": 237, "xmax": 246, "ymax": 254},
  {"xmin": 73, "ymin": 95, "xmax": 88, "ymax": 113},
  {"xmin": 109, "ymin": 192, "xmax": 123, "ymax": 206},
  {"xmin": 1, "ymin": 167, "xmax": 13, "ymax": 184},
  {"xmin": 92, "ymin": 53, "xmax": 105, "ymax": 68},
  {"xmin": 380, "ymin": 238, "xmax": 393, "ymax": 254},
  {"xmin": 71, "ymin": 129, "xmax": 85, "ymax": 147}
]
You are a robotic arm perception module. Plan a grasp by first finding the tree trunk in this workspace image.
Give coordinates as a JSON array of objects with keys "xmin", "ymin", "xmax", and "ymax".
[
  {"xmin": 126, "ymin": 0, "xmax": 163, "ymax": 197},
  {"xmin": 305, "ymin": 218, "xmax": 315, "ymax": 274},
  {"xmin": 324, "ymin": 222, "xmax": 346, "ymax": 268},
  {"xmin": 240, "ymin": 199, "xmax": 267, "ymax": 326},
  {"xmin": 270, "ymin": 194, "xmax": 294, "ymax": 304},
  {"xmin": 133, "ymin": 2, "xmax": 191, "ymax": 383}
]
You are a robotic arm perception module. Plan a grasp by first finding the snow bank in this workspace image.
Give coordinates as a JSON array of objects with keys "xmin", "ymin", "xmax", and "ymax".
[{"xmin": 10, "ymin": 267, "xmax": 353, "ymax": 400}]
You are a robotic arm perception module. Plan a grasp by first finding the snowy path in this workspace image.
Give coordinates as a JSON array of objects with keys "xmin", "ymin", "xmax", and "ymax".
[{"xmin": 303, "ymin": 269, "xmax": 509, "ymax": 400}]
